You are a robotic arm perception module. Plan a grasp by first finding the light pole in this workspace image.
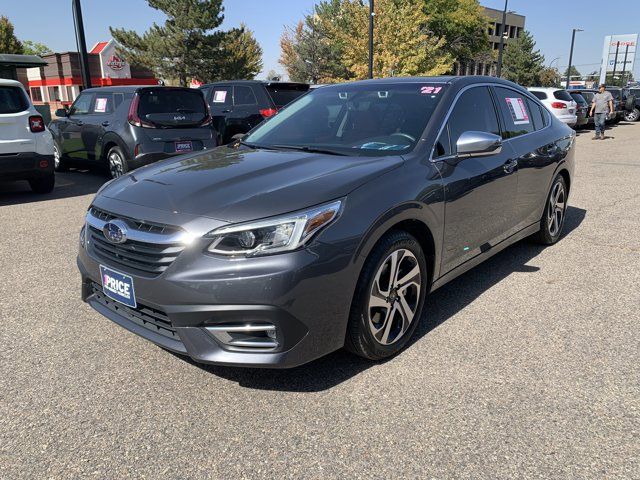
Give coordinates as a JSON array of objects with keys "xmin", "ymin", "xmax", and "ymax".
[
  {"xmin": 72, "ymin": 0, "xmax": 92, "ymax": 89},
  {"xmin": 565, "ymin": 28, "xmax": 583, "ymax": 89},
  {"xmin": 368, "ymin": 0, "xmax": 374, "ymax": 79},
  {"xmin": 496, "ymin": 0, "xmax": 508, "ymax": 78}
]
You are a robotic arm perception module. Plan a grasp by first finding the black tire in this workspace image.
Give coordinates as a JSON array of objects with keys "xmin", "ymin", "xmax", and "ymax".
[
  {"xmin": 53, "ymin": 142, "xmax": 69, "ymax": 172},
  {"xmin": 345, "ymin": 230, "xmax": 428, "ymax": 360},
  {"xmin": 106, "ymin": 145, "xmax": 129, "ymax": 179},
  {"xmin": 532, "ymin": 174, "xmax": 568, "ymax": 245},
  {"xmin": 29, "ymin": 174, "xmax": 55, "ymax": 194},
  {"xmin": 624, "ymin": 108, "xmax": 640, "ymax": 122}
]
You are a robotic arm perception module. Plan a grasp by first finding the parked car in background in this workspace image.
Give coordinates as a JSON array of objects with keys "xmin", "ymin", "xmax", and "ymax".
[
  {"xmin": 0, "ymin": 78, "xmax": 55, "ymax": 193},
  {"xmin": 78, "ymin": 76, "xmax": 575, "ymax": 368},
  {"xmin": 200, "ymin": 80, "xmax": 309, "ymax": 144},
  {"xmin": 605, "ymin": 87, "xmax": 626, "ymax": 124},
  {"xmin": 622, "ymin": 87, "xmax": 640, "ymax": 122},
  {"xmin": 527, "ymin": 87, "xmax": 577, "ymax": 127},
  {"xmin": 49, "ymin": 86, "xmax": 216, "ymax": 179},
  {"xmin": 568, "ymin": 91, "xmax": 589, "ymax": 128}
]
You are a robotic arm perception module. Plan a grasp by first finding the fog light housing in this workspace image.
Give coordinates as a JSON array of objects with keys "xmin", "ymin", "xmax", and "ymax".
[{"xmin": 205, "ymin": 323, "xmax": 278, "ymax": 350}]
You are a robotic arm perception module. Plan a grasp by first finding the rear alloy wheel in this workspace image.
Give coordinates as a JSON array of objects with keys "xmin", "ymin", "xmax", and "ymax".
[
  {"xmin": 53, "ymin": 143, "xmax": 68, "ymax": 171},
  {"xmin": 533, "ymin": 174, "xmax": 568, "ymax": 245},
  {"xmin": 624, "ymin": 108, "xmax": 640, "ymax": 122},
  {"xmin": 345, "ymin": 231, "xmax": 427, "ymax": 360},
  {"xmin": 107, "ymin": 146, "xmax": 129, "ymax": 179}
]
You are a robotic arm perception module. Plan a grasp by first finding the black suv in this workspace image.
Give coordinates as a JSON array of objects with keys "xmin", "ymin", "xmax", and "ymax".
[
  {"xmin": 200, "ymin": 80, "xmax": 309, "ymax": 144},
  {"xmin": 49, "ymin": 86, "xmax": 217, "ymax": 178}
]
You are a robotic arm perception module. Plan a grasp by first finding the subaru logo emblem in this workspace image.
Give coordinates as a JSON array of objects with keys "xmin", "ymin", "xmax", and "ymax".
[{"xmin": 103, "ymin": 220, "xmax": 128, "ymax": 244}]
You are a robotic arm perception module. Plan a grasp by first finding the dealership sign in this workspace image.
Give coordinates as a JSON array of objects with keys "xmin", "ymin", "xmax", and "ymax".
[
  {"xmin": 599, "ymin": 34, "xmax": 638, "ymax": 84},
  {"xmin": 97, "ymin": 39, "xmax": 131, "ymax": 79},
  {"xmin": 106, "ymin": 54, "xmax": 126, "ymax": 71}
]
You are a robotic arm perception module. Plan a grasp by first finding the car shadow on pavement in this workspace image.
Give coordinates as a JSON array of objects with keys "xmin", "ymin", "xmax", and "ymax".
[
  {"xmin": 179, "ymin": 206, "xmax": 587, "ymax": 392},
  {"xmin": 0, "ymin": 169, "xmax": 107, "ymax": 207}
]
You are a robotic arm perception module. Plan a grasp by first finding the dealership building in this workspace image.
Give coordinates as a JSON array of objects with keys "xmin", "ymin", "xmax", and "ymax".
[{"xmin": 25, "ymin": 39, "xmax": 155, "ymax": 110}]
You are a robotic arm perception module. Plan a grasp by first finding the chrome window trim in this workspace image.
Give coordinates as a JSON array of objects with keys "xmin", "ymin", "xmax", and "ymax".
[
  {"xmin": 429, "ymin": 82, "xmax": 551, "ymax": 163},
  {"xmin": 86, "ymin": 209, "xmax": 192, "ymax": 245}
]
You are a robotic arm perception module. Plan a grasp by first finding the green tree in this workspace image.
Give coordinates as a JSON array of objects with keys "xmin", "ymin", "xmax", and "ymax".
[
  {"xmin": 502, "ymin": 30, "xmax": 545, "ymax": 86},
  {"xmin": 110, "ymin": 1, "xmax": 262, "ymax": 86},
  {"xmin": 423, "ymin": 0, "xmax": 490, "ymax": 68},
  {"xmin": 22, "ymin": 40, "xmax": 51, "ymax": 56},
  {"xmin": 563, "ymin": 65, "xmax": 581, "ymax": 81},
  {"xmin": 280, "ymin": 0, "xmax": 452, "ymax": 83},
  {"xmin": 0, "ymin": 16, "xmax": 23, "ymax": 54},
  {"xmin": 539, "ymin": 67, "xmax": 560, "ymax": 87}
]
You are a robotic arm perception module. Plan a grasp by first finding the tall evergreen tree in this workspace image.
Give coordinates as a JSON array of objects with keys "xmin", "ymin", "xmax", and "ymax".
[
  {"xmin": 502, "ymin": 30, "xmax": 545, "ymax": 86},
  {"xmin": 564, "ymin": 65, "xmax": 581, "ymax": 81},
  {"xmin": 110, "ymin": 0, "xmax": 262, "ymax": 85},
  {"xmin": 0, "ymin": 16, "xmax": 23, "ymax": 54}
]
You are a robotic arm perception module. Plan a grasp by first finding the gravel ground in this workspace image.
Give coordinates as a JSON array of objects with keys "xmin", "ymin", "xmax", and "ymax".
[{"xmin": 1, "ymin": 123, "xmax": 639, "ymax": 479}]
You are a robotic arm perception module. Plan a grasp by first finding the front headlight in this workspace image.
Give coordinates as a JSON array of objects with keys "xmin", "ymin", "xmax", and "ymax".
[{"xmin": 205, "ymin": 200, "xmax": 342, "ymax": 257}]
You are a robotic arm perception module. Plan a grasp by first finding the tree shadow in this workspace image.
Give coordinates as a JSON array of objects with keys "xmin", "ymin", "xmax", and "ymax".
[
  {"xmin": 179, "ymin": 206, "xmax": 587, "ymax": 392},
  {"xmin": 0, "ymin": 169, "xmax": 107, "ymax": 207}
]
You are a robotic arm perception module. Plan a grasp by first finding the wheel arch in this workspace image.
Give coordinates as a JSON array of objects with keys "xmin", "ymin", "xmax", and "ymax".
[{"xmin": 100, "ymin": 133, "xmax": 130, "ymax": 162}]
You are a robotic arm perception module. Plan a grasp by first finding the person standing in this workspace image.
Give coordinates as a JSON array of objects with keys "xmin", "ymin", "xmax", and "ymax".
[{"xmin": 589, "ymin": 84, "xmax": 614, "ymax": 140}]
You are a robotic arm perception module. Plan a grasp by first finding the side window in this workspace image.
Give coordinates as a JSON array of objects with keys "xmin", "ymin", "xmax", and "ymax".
[
  {"xmin": 493, "ymin": 87, "xmax": 535, "ymax": 139},
  {"xmin": 92, "ymin": 93, "xmax": 113, "ymax": 114},
  {"xmin": 526, "ymin": 98, "xmax": 544, "ymax": 130},
  {"xmin": 434, "ymin": 124, "xmax": 452, "ymax": 158},
  {"xmin": 69, "ymin": 93, "xmax": 93, "ymax": 115},
  {"xmin": 113, "ymin": 93, "xmax": 124, "ymax": 110},
  {"xmin": 234, "ymin": 86, "xmax": 257, "ymax": 106},
  {"xmin": 448, "ymin": 86, "xmax": 500, "ymax": 153},
  {"xmin": 211, "ymin": 86, "xmax": 232, "ymax": 106}
]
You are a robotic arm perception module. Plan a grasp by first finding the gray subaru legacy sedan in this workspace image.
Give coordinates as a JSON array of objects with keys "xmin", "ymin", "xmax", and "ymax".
[{"xmin": 77, "ymin": 76, "xmax": 575, "ymax": 368}]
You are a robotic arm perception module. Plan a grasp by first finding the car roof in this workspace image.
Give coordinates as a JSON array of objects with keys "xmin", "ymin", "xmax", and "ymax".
[
  {"xmin": 0, "ymin": 78, "xmax": 26, "ymax": 88},
  {"xmin": 200, "ymin": 80, "xmax": 309, "ymax": 88},
  {"xmin": 526, "ymin": 87, "xmax": 565, "ymax": 92},
  {"xmin": 79, "ymin": 85, "xmax": 195, "ymax": 94}
]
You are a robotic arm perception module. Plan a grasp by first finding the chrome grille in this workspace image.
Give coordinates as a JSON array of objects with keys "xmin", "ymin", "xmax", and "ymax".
[
  {"xmin": 86, "ymin": 207, "xmax": 187, "ymax": 276},
  {"xmin": 90, "ymin": 283, "xmax": 179, "ymax": 341}
]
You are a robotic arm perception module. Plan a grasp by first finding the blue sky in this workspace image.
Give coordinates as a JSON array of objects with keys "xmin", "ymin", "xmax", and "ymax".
[{"xmin": 4, "ymin": 0, "xmax": 640, "ymax": 79}]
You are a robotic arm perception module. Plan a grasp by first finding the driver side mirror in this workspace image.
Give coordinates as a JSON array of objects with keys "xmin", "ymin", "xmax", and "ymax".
[
  {"xmin": 456, "ymin": 131, "xmax": 502, "ymax": 157},
  {"xmin": 55, "ymin": 108, "xmax": 68, "ymax": 118}
]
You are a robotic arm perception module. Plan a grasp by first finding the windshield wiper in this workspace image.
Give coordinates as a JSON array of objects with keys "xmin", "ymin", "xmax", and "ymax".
[
  {"xmin": 238, "ymin": 140, "xmax": 280, "ymax": 151},
  {"xmin": 272, "ymin": 144, "xmax": 348, "ymax": 156}
]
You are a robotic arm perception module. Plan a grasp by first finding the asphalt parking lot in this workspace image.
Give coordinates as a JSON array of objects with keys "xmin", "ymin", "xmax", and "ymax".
[{"xmin": 1, "ymin": 123, "xmax": 639, "ymax": 479}]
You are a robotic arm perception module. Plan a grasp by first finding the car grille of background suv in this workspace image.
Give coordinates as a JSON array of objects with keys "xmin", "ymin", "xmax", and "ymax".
[
  {"xmin": 90, "ymin": 282, "xmax": 179, "ymax": 341},
  {"xmin": 87, "ymin": 207, "xmax": 186, "ymax": 276}
]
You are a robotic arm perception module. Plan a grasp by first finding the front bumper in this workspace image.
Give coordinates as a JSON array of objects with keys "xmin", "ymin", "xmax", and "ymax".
[
  {"xmin": 77, "ymin": 233, "xmax": 357, "ymax": 368},
  {"xmin": 0, "ymin": 152, "xmax": 54, "ymax": 180}
]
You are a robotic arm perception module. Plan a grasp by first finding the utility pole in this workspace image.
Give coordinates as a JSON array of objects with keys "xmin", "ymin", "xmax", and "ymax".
[
  {"xmin": 368, "ymin": 0, "xmax": 374, "ymax": 79},
  {"xmin": 496, "ymin": 0, "xmax": 508, "ymax": 78},
  {"xmin": 565, "ymin": 28, "xmax": 583, "ymax": 89},
  {"xmin": 72, "ymin": 0, "xmax": 92, "ymax": 89}
]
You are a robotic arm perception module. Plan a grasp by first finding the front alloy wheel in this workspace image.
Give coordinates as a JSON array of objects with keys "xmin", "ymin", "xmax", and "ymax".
[
  {"xmin": 346, "ymin": 230, "xmax": 427, "ymax": 360},
  {"xmin": 368, "ymin": 249, "xmax": 421, "ymax": 345}
]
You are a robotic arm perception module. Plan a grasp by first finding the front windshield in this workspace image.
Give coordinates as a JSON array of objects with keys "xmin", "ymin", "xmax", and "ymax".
[{"xmin": 244, "ymin": 82, "xmax": 447, "ymax": 156}]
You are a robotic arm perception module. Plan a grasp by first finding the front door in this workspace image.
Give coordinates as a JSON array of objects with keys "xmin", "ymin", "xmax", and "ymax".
[
  {"xmin": 434, "ymin": 86, "xmax": 519, "ymax": 274},
  {"xmin": 60, "ymin": 92, "xmax": 93, "ymax": 162}
]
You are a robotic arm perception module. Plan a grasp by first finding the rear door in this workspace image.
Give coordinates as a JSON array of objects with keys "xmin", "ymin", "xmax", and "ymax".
[
  {"xmin": 83, "ymin": 93, "xmax": 116, "ymax": 161},
  {"xmin": 60, "ymin": 92, "xmax": 94, "ymax": 161},
  {"xmin": 0, "ymin": 85, "xmax": 32, "ymax": 154},
  {"xmin": 207, "ymin": 85, "xmax": 233, "ymax": 142},
  {"xmin": 437, "ymin": 86, "xmax": 519, "ymax": 273}
]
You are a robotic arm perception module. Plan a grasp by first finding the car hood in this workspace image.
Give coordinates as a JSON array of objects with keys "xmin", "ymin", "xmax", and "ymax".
[{"xmin": 99, "ymin": 147, "xmax": 404, "ymax": 222}]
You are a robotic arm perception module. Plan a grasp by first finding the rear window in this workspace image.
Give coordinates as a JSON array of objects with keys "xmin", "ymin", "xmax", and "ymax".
[
  {"xmin": 137, "ymin": 88, "xmax": 207, "ymax": 127},
  {"xmin": 553, "ymin": 90, "xmax": 574, "ymax": 102},
  {"xmin": 570, "ymin": 93, "xmax": 587, "ymax": 105},
  {"xmin": 265, "ymin": 84, "xmax": 309, "ymax": 107},
  {"xmin": 530, "ymin": 91, "xmax": 547, "ymax": 100},
  {"xmin": 0, "ymin": 86, "xmax": 29, "ymax": 114}
]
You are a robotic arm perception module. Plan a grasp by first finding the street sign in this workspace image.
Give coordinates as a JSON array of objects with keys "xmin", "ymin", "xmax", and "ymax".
[{"xmin": 599, "ymin": 34, "xmax": 638, "ymax": 84}]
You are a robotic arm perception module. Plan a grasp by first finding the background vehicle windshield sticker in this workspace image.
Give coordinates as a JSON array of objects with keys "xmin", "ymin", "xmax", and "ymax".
[
  {"xmin": 421, "ymin": 86, "xmax": 442, "ymax": 95},
  {"xmin": 506, "ymin": 97, "xmax": 530, "ymax": 124},
  {"xmin": 213, "ymin": 90, "xmax": 227, "ymax": 103},
  {"xmin": 94, "ymin": 97, "xmax": 108, "ymax": 113}
]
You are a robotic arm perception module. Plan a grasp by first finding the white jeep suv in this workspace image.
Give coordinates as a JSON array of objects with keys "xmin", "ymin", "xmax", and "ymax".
[{"xmin": 0, "ymin": 78, "xmax": 55, "ymax": 193}]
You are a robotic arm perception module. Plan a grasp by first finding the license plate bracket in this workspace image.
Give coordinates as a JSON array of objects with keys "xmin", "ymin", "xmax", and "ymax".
[
  {"xmin": 175, "ymin": 140, "xmax": 193, "ymax": 153},
  {"xmin": 100, "ymin": 265, "xmax": 137, "ymax": 308}
]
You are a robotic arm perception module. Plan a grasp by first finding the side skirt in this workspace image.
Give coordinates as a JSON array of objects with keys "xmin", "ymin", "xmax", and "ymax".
[{"xmin": 429, "ymin": 222, "xmax": 540, "ymax": 293}]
